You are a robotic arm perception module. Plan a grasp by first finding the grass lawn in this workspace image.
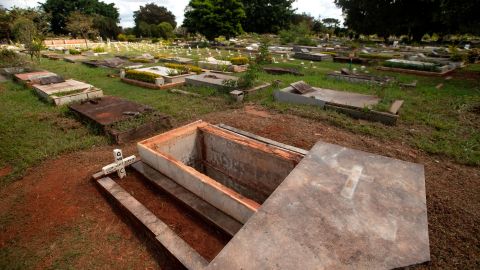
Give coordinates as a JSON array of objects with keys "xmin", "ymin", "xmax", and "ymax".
[{"xmin": 0, "ymin": 51, "xmax": 479, "ymax": 188}]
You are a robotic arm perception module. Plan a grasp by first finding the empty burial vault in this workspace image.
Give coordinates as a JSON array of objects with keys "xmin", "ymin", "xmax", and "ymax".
[{"xmin": 97, "ymin": 120, "xmax": 430, "ymax": 270}]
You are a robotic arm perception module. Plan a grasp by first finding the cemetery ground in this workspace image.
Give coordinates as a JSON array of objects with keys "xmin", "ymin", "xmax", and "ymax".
[{"xmin": 0, "ymin": 56, "xmax": 479, "ymax": 269}]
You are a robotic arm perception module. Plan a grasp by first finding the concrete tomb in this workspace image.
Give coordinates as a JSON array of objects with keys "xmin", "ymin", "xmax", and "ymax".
[
  {"xmin": 185, "ymin": 72, "xmax": 239, "ymax": 90},
  {"xmin": 293, "ymin": 52, "xmax": 333, "ymax": 61},
  {"xmin": 274, "ymin": 81, "xmax": 403, "ymax": 125},
  {"xmin": 33, "ymin": 79, "xmax": 103, "ymax": 106},
  {"xmin": 97, "ymin": 121, "xmax": 430, "ymax": 269},
  {"xmin": 14, "ymin": 71, "xmax": 59, "ymax": 85},
  {"xmin": 69, "ymin": 96, "xmax": 172, "ymax": 143}
]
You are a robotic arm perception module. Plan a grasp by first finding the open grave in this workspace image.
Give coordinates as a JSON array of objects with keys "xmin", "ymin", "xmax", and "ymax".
[
  {"xmin": 69, "ymin": 96, "xmax": 172, "ymax": 143},
  {"xmin": 185, "ymin": 72, "xmax": 238, "ymax": 90},
  {"xmin": 95, "ymin": 121, "xmax": 430, "ymax": 269},
  {"xmin": 32, "ymin": 79, "xmax": 103, "ymax": 106},
  {"xmin": 274, "ymin": 81, "xmax": 404, "ymax": 125}
]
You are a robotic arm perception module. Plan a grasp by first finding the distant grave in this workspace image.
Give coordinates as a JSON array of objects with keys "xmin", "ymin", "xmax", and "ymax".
[
  {"xmin": 33, "ymin": 79, "xmax": 103, "ymax": 106},
  {"xmin": 263, "ymin": 67, "xmax": 304, "ymax": 76},
  {"xmin": 293, "ymin": 51, "xmax": 332, "ymax": 61},
  {"xmin": 83, "ymin": 57, "xmax": 128, "ymax": 69},
  {"xmin": 160, "ymin": 56, "xmax": 194, "ymax": 65},
  {"xmin": 378, "ymin": 59, "xmax": 455, "ymax": 77},
  {"xmin": 198, "ymin": 57, "xmax": 247, "ymax": 73},
  {"xmin": 14, "ymin": 71, "xmax": 59, "ymax": 86},
  {"xmin": 185, "ymin": 72, "xmax": 239, "ymax": 90},
  {"xmin": 63, "ymin": 55, "xmax": 87, "ymax": 63},
  {"xmin": 121, "ymin": 66, "xmax": 194, "ymax": 90},
  {"xmin": 327, "ymin": 69, "xmax": 394, "ymax": 85},
  {"xmin": 274, "ymin": 81, "xmax": 403, "ymax": 125},
  {"xmin": 69, "ymin": 96, "xmax": 172, "ymax": 143}
]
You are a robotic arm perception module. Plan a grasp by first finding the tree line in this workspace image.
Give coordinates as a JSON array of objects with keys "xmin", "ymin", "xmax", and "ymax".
[
  {"xmin": 335, "ymin": 0, "xmax": 480, "ymax": 41},
  {"xmin": 1, "ymin": 0, "xmax": 479, "ymax": 44}
]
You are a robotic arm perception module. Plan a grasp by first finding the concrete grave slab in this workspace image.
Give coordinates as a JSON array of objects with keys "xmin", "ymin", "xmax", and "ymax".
[
  {"xmin": 275, "ymin": 83, "xmax": 403, "ymax": 125},
  {"xmin": 185, "ymin": 72, "xmax": 238, "ymax": 90},
  {"xmin": 293, "ymin": 52, "xmax": 333, "ymax": 61},
  {"xmin": 64, "ymin": 55, "xmax": 87, "ymax": 63},
  {"xmin": 68, "ymin": 96, "xmax": 172, "ymax": 143},
  {"xmin": 33, "ymin": 79, "xmax": 103, "ymax": 106},
  {"xmin": 207, "ymin": 141, "xmax": 429, "ymax": 270},
  {"xmin": 14, "ymin": 71, "xmax": 58, "ymax": 85}
]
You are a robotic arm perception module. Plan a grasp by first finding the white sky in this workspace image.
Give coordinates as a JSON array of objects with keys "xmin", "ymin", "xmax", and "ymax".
[{"xmin": 1, "ymin": 0, "xmax": 343, "ymax": 28}]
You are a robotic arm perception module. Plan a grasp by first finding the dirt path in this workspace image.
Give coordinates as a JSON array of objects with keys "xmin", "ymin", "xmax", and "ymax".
[{"xmin": 1, "ymin": 105, "xmax": 478, "ymax": 269}]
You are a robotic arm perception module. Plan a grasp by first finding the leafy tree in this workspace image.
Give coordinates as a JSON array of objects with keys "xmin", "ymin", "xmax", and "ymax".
[
  {"xmin": 183, "ymin": 0, "xmax": 245, "ymax": 40},
  {"xmin": 93, "ymin": 15, "xmax": 120, "ymax": 40},
  {"xmin": 158, "ymin": 22, "xmax": 174, "ymax": 39},
  {"xmin": 334, "ymin": 0, "xmax": 480, "ymax": 41},
  {"xmin": 11, "ymin": 17, "xmax": 44, "ymax": 60},
  {"xmin": 134, "ymin": 3, "xmax": 176, "ymax": 29},
  {"xmin": 312, "ymin": 19, "xmax": 324, "ymax": 35},
  {"xmin": 242, "ymin": 0, "xmax": 295, "ymax": 34},
  {"xmin": 41, "ymin": 0, "xmax": 119, "ymax": 35},
  {"xmin": 66, "ymin": 11, "xmax": 97, "ymax": 48},
  {"xmin": 291, "ymin": 12, "xmax": 314, "ymax": 29},
  {"xmin": 279, "ymin": 21, "xmax": 315, "ymax": 45},
  {"xmin": 322, "ymin": 18, "xmax": 340, "ymax": 29}
]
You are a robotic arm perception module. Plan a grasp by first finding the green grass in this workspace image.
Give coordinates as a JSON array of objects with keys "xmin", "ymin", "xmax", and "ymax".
[
  {"xmin": 1, "ymin": 51, "xmax": 479, "ymax": 189},
  {"xmin": 0, "ymin": 81, "xmax": 107, "ymax": 187}
]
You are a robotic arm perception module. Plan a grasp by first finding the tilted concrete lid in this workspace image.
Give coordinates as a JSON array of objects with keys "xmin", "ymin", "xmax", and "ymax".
[{"xmin": 207, "ymin": 141, "xmax": 430, "ymax": 269}]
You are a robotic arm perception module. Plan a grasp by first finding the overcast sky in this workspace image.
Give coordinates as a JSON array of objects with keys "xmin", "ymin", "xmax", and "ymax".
[{"xmin": 2, "ymin": 0, "xmax": 343, "ymax": 28}]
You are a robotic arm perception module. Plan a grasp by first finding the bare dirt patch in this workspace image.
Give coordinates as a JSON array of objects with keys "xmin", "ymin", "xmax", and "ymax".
[
  {"xmin": 0, "ymin": 105, "xmax": 478, "ymax": 269},
  {"xmin": 0, "ymin": 165, "xmax": 12, "ymax": 178}
]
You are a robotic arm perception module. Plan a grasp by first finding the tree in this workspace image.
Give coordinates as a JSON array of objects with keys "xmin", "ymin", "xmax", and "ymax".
[
  {"xmin": 322, "ymin": 18, "xmax": 340, "ymax": 29},
  {"xmin": 11, "ymin": 17, "xmax": 44, "ymax": 60},
  {"xmin": 241, "ymin": 0, "xmax": 295, "ymax": 34},
  {"xmin": 93, "ymin": 15, "xmax": 120, "ymax": 40},
  {"xmin": 333, "ymin": 0, "xmax": 480, "ymax": 41},
  {"xmin": 158, "ymin": 22, "xmax": 174, "ymax": 40},
  {"xmin": 41, "ymin": 0, "xmax": 119, "ymax": 35},
  {"xmin": 66, "ymin": 11, "xmax": 97, "ymax": 48},
  {"xmin": 134, "ymin": 3, "xmax": 176, "ymax": 29},
  {"xmin": 183, "ymin": 0, "xmax": 245, "ymax": 40},
  {"xmin": 312, "ymin": 19, "xmax": 324, "ymax": 35},
  {"xmin": 291, "ymin": 12, "xmax": 314, "ymax": 29}
]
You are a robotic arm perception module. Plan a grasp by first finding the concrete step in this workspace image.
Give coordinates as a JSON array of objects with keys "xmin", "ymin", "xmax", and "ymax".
[
  {"xmin": 96, "ymin": 177, "xmax": 208, "ymax": 270},
  {"xmin": 132, "ymin": 161, "xmax": 242, "ymax": 237}
]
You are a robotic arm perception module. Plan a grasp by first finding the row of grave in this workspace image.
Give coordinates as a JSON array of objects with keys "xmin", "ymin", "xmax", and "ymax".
[{"xmin": 17, "ymin": 52, "xmax": 406, "ymax": 128}]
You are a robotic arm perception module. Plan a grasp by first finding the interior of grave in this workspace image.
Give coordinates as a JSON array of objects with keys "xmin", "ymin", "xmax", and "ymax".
[{"xmin": 144, "ymin": 124, "xmax": 304, "ymax": 206}]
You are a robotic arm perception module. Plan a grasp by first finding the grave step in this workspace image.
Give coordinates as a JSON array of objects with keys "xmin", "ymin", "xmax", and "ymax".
[
  {"xmin": 96, "ymin": 177, "xmax": 208, "ymax": 270},
  {"xmin": 131, "ymin": 161, "xmax": 242, "ymax": 237}
]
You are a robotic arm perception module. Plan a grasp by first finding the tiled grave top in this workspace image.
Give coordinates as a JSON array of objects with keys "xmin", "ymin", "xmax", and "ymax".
[
  {"xmin": 15, "ymin": 71, "xmax": 57, "ymax": 82},
  {"xmin": 203, "ymin": 57, "xmax": 232, "ymax": 65},
  {"xmin": 386, "ymin": 59, "xmax": 436, "ymax": 67},
  {"xmin": 207, "ymin": 141, "xmax": 429, "ymax": 269},
  {"xmin": 134, "ymin": 66, "xmax": 178, "ymax": 77},
  {"xmin": 33, "ymin": 79, "xmax": 93, "ymax": 94}
]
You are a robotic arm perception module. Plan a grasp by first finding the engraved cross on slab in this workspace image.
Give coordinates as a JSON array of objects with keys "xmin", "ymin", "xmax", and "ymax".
[{"xmin": 102, "ymin": 149, "xmax": 136, "ymax": 179}]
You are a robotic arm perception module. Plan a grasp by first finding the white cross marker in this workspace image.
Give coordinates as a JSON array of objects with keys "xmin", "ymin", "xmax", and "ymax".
[{"xmin": 101, "ymin": 149, "xmax": 136, "ymax": 179}]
